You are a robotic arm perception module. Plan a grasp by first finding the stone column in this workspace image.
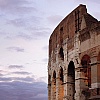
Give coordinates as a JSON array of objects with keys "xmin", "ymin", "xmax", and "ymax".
[
  {"xmin": 51, "ymin": 79, "xmax": 56, "ymax": 100},
  {"xmin": 65, "ymin": 74, "xmax": 75, "ymax": 100},
  {"xmin": 56, "ymin": 76, "xmax": 64, "ymax": 100},
  {"xmin": 75, "ymin": 66, "xmax": 89, "ymax": 100},
  {"xmin": 56, "ymin": 76, "xmax": 59, "ymax": 100},
  {"xmin": 89, "ymin": 57, "xmax": 100, "ymax": 99},
  {"xmin": 63, "ymin": 72, "xmax": 68, "ymax": 100}
]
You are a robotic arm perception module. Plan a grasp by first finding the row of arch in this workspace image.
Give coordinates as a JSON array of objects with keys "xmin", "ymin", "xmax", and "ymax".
[
  {"xmin": 48, "ymin": 61, "xmax": 75, "ymax": 100},
  {"xmin": 49, "ymin": 52, "xmax": 100, "ymax": 100}
]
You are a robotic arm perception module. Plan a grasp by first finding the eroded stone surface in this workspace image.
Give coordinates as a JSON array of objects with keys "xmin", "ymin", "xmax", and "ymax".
[{"xmin": 48, "ymin": 4, "xmax": 100, "ymax": 100}]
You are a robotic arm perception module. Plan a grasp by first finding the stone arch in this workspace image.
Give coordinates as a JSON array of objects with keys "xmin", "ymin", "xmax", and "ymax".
[
  {"xmin": 67, "ymin": 61, "xmax": 75, "ymax": 100},
  {"xmin": 52, "ymin": 70, "xmax": 56, "ymax": 100},
  {"xmin": 59, "ymin": 47, "xmax": 64, "ymax": 60},
  {"xmin": 57, "ymin": 67, "xmax": 64, "ymax": 100},
  {"xmin": 81, "ymin": 54, "xmax": 91, "ymax": 87},
  {"xmin": 81, "ymin": 54, "xmax": 91, "ymax": 67}
]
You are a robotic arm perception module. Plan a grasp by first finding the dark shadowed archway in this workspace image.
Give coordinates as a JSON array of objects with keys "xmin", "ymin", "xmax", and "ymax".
[
  {"xmin": 59, "ymin": 47, "xmax": 64, "ymax": 60},
  {"xmin": 67, "ymin": 61, "xmax": 75, "ymax": 100}
]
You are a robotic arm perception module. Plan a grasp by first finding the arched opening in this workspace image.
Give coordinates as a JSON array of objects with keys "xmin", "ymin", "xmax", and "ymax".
[
  {"xmin": 81, "ymin": 54, "xmax": 91, "ymax": 87},
  {"xmin": 67, "ymin": 61, "xmax": 75, "ymax": 100},
  {"xmin": 58, "ymin": 67, "xmax": 64, "ymax": 100},
  {"xmin": 59, "ymin": 47, "xmax": 64, "ymax": 60},
  {"xmin": 60, "ymin": 67, "xmax": 64, "ymax": 82},
  {"xmin": 68, "ymin": 61, "xmax": 75, "ymax": 79},
  {"xmin": 52, "ymin": 71, "xmax": 56, "ymax": 100},
  {"xmin": 48, "ymin": 75, "xmax": 51, "ymax": 100}
]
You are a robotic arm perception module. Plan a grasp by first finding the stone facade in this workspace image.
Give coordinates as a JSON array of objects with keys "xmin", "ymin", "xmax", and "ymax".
[{"xmin": 48, "ymin": 4, "xmax": 100, "ymax": 100}]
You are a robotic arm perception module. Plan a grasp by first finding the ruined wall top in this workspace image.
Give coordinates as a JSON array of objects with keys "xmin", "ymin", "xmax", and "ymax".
[
  {"xmin": 49, "ymin": 4, "xmax": 100, "ymax": 58},
  {"xmin": 49, "ymin": 4, "xmax": 87, "ymax": 55},
  {"xmin": 50, "ymin": 4, "xmax": 87, "ymax": 39}
]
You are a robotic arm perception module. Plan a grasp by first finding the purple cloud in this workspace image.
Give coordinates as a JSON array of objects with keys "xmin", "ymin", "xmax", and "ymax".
[
  {"xmin": 0, "ymin": 75, "xmax": 47, "ymax": 100},
  {"xmin": 7, "ymin": 18, "xmax": 26, "ymax": 27},
  {"xmin": 12, "ymin": 71, "xmax": 31, "ymax": 75},
  {"xmin": 16, "ymin": 32, "xmax": 34, "ymax": 40},
  {"xmin": 0, "ymin": 77, "xmax": 12, "ymax": 82},
  {"xmin": 6, "ymin": 16, "xmax": 41, "ymax": 28},
  {"xmin": 7, "ymin": 47, "xmax": 25, "ymax": 52},
  {"xmin": 0, "ymin": 0, "xmax": 37, "ymax": 15},
  {"xmin": 16, "ymin": 77, "xmax": 35, "ymax": 82},
  {"xmin": 8, "ymin": 65, "xmax": 23, "ymax": 69},
  {"xmin": 0, "ymin": 77, "xmax": 47, "ymax": 100},
  {"xmin": 0, "ymin": 74, "xmax": 3, "ymax": 76},
  {"xmin": 17, "ymin": 30, "xmax": 50, "ymax": 40}
]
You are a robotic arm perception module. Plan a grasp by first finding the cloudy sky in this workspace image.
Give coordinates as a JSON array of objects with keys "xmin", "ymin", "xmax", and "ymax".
[{"xmin": 0, "ymin": 0, "xmax": 100, "ymax": 100}]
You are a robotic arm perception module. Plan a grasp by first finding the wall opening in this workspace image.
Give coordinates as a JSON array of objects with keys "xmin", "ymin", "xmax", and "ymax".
[
  {"xmin": 67, "ymin": 61, "xmax": 75, "ymax": 100},
  {"xmin": 60, "ymin": 67, "xmax": 64, "ymax": 82},
  {"xmin": 59, "ymin": 47, "xmax": 64, "ymax": 60},
  {"xmin": 81, "ymin": 54, "xmax": 91, "ymax": 87},
  {"xmin": 52, "ymin": 71, "xmax": 56, "ymax": 100},
  {"xmin": 75, "ymin": 10, "xmax": 81, "ymax": 33},
  {"xmin": 48, "ymin": 75, "xmax": 51, "ymax": 85},
  {"xmin": 60, "ymin": 27, "xmax": 63, "ymax": 43}
]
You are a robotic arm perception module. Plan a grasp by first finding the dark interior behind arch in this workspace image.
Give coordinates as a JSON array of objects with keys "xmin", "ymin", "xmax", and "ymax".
[
  {"xmin": 68, "ymin": 61, "xmax": 75, "ymax": 79},
  {"xmin": 60, "ymin": 67, "xmax": 64, "ymax": 82},
  {"xmin": 59, "ymin": 47, "xmax": 64, "ymax": 60}
]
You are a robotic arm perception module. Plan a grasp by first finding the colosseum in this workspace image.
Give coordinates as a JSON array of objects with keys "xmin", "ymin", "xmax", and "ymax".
[{"xmin": 48, "ymin": 4, "xmax": 100, "ymax": 100}]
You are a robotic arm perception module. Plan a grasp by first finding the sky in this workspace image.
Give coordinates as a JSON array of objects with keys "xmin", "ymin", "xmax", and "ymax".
[{"xmin": 0, "ymin": 0, "xmax": 100, "ymax": 100}]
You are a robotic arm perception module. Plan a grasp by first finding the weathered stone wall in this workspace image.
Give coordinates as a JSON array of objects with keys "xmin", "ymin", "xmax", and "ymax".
[{"xmin": 48, "ymin": 4, "xmax": 100, "ymax": 100}]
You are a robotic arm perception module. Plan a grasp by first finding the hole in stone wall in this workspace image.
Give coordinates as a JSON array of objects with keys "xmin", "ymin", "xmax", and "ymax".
[
  {"xmin": 81, "ymin": 54, "xmax": 91, "ymax": 87},
  {"xmin": 53, "ymin": 71, "xmax": 56, "ymax": 84},
  {"xmin": 81, "ymin": 54, "xmax": 91, "ymax": 67},
  {"xmin": 48, "ymin": 75, "xmax": 51, "ymax": 85},
  {"xmin": 59, "ymin": 47, "xmax": 64, "ymax": 60},
  {"xmin": 60, "ymin": 67, "xmax": 64, "ymax": 82},
  {"xmin": 67, "ymin": 61, "xmax": 75, "ymax": 100},
  {"xmin": 68, "ymin": 61, "xmax": 75, "ymax": 79}
]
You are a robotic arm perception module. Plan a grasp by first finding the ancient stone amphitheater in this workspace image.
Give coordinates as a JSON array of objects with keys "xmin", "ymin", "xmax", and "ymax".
[{"xmin": 48, "ymin": 4, "xmax": 100, "ymax": 100}]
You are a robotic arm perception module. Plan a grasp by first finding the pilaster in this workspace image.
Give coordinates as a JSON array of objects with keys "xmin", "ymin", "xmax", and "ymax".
[{"xmin": 89, "ymin": 57, "xmax": 100, "ymax": 100}]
